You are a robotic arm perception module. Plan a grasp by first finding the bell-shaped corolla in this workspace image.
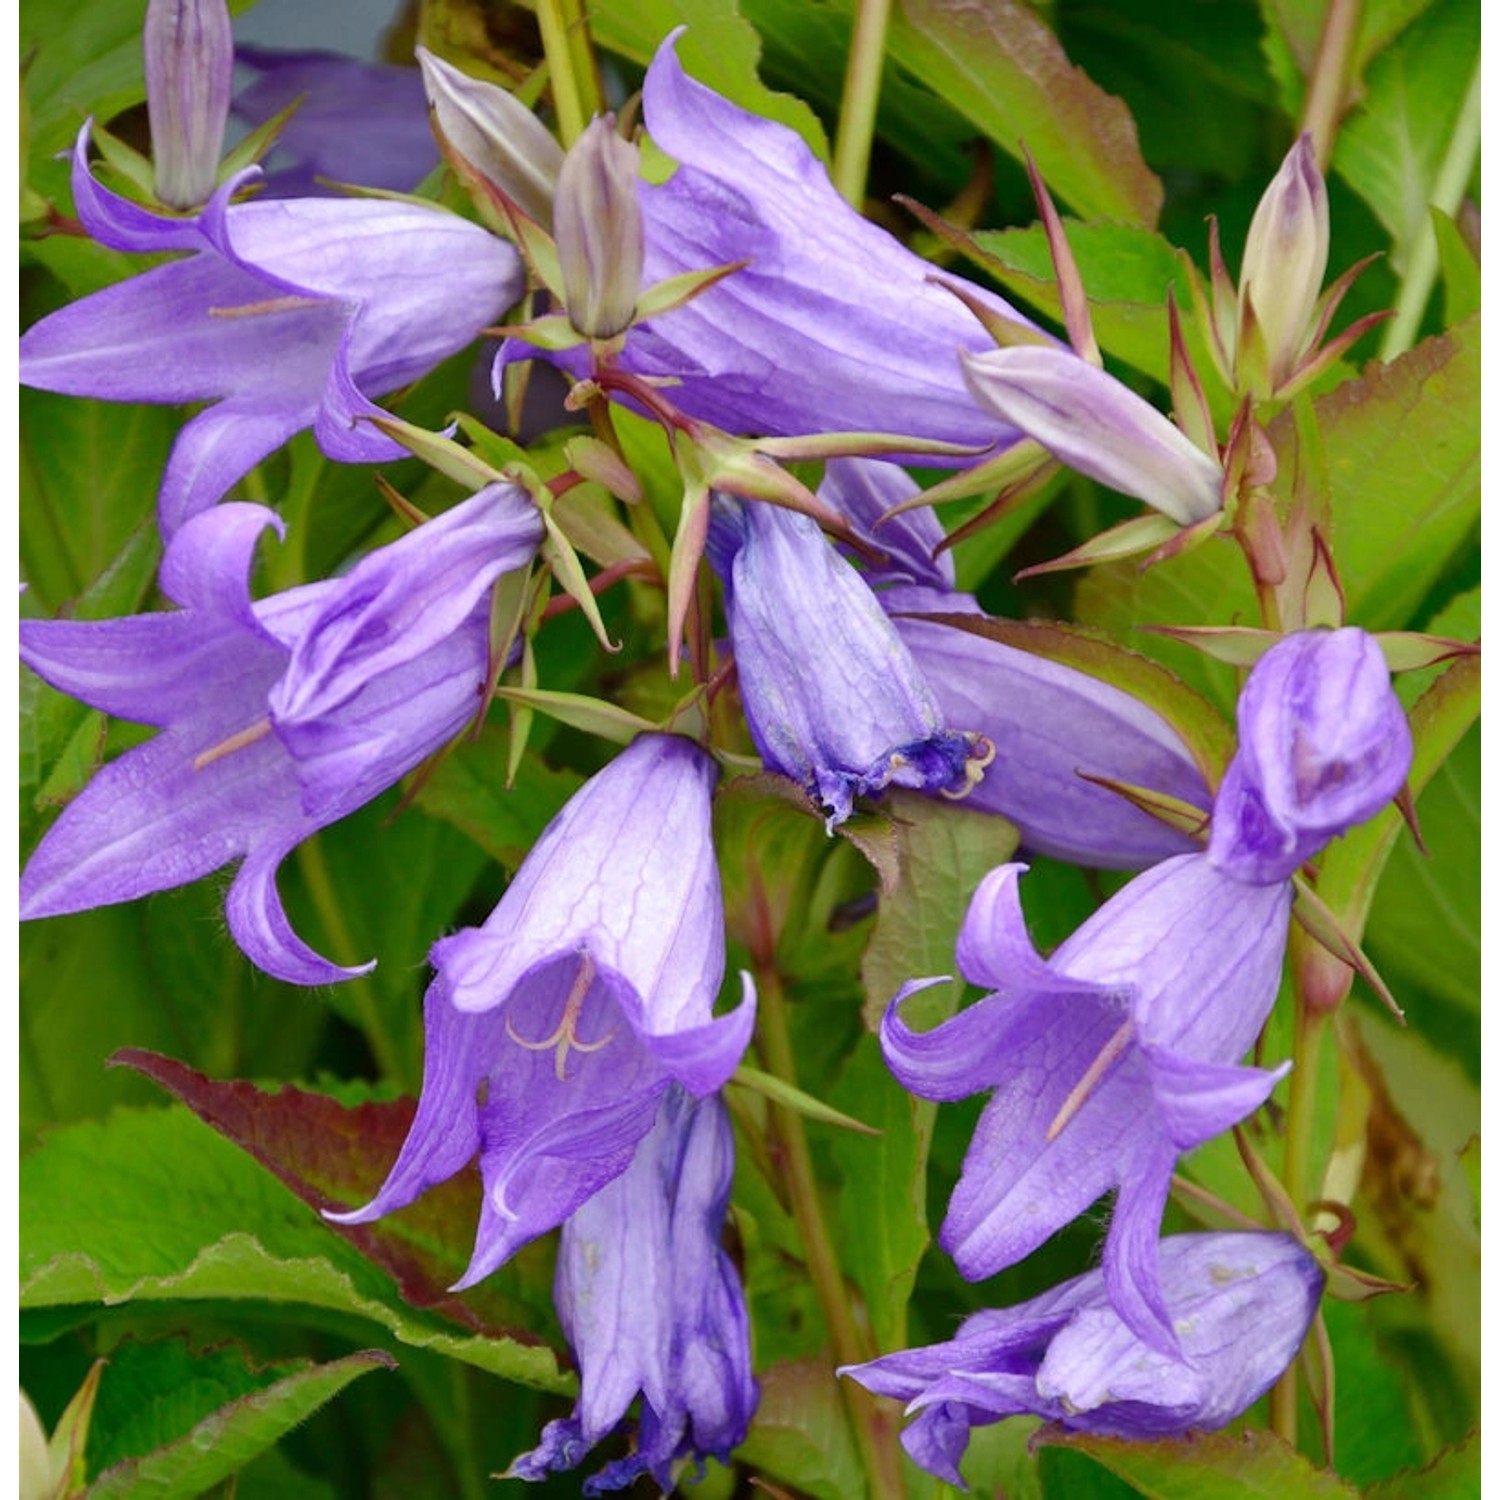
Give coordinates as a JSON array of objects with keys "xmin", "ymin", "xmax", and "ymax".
[
  {"xmin": 841, "ymin": 1232, "xmax": 1323, "ymax": 1487},
  {"xmin": 708, "ymin": 496, "xmax": 988, "ymax": 828},
  {"xmin": 19, "ymin": 130, "xmax": 521, "ymax": 534},
  {"xmin": 880, "ymin": 859, "xmax": 1293, "ymax": 1352},
  {"xmin": 327, "ymin": 735, "xmax": 757, "ymax": 1284},
  {"xmin": 508, "ymin": 1088, "xmax": 757, "ymax": 1492},
  {"xmin": 19, "ymin": 487, "xmax": 543, "ymax": 985}
]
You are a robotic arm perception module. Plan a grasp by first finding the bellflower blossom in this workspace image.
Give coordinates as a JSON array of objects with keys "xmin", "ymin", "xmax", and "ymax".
[
  {"xmin": 329, "ymin": 734, "xmax": 757, "ymax": 1284},
  {"xmin": 509, "ymin": 1088, "xmax": 757, "ymax": 1492},
  {"xmin": 880, "ymin": 627, "xmax": 1409, "ymax": 1348},
  {"xmin": 842, "ymin": 1232, "xmax": 1323, "ymax": 1486},
  {"xmin": 19, "ymin": 132, "xmax": 521, "ymax": 534},
  {"xmin": 707, "ymin": 495, "xmax": 988, "ymax": 828},
  {"xmin": 501, "ymin": 32, "xmax": 1028, "ymax": 456},
  {"xmin": 822, "ymin": 458, "xmax": 1211, "ymax": 868},
  {"xmin": 20, "ymin": 486, "xmax": 543, "ymax": 985}
]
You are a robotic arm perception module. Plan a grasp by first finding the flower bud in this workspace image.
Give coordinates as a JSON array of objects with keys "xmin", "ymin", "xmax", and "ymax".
[
  {"xmin": 415, "ymin": 47, "xmax": 563, "ymax": 227},
  {"xmin": 554, "ymin": 115, "xmax": 644, "ymax": 339},
  {"xmin": 1239, "ymin": 134, "xmax": 1329, "ymax": 390},
  {"xmin": 1209, "ymin": 628, "xmax": 1411, "ymax": 884},
  {"xmin": 961, "ymin": 346, "xmax": 1223, "ymax": 526},
  {"xmin": 144, "ymin": 0, "xmax": 233, "ymax": 208}
]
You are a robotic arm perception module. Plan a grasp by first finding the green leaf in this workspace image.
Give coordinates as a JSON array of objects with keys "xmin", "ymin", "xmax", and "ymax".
[
  {"xmin": 1318, "ymin": 1298, "xmax": 1427, "ymax": 1485},
  {"xmin": 1332, "ymin": 0, "xmax": 1479, "ymax": 276},
  {"xmin": 588, "ymin": 0, "xmax": 830, "ymax": 160},
  {"xmin": 736, "ymin": 1359, "xmax": 866, "ymax": 1500},
  {"xmin": 966, "ymin": 221, "xmax": 1232, "ymax": 422},
  {"xmin": 827, "ymin": 1036, "xmax": 929, "ymax": 1354},
  {"xmin": 1266, "ymin": 315, "xmax": 1478, "ymax": 633},
  {"xmin": 887, "ymin": 0, "xmax": 1163, "ymax": 226},
  {"xmin": 1365, "ymin": 724, "xmax": 1478, "ymax": 1014},
  {"xmin": 412, "ymin": 732, "xmax": 585, "ymax": 871},
  {"xmin": 859, "ymin": 788, "xmax": 1020, "ymax": 1032},
  {"xmin": 20, "ymin": 1104, "xmax": 570, "ymax": 1393},
  {"xmin": 86, "ymin": 1344, "xmax": 393, "ymax": 1500},
  {"xmin": 1045, "ymin": 1428, "xmax": 1359, "ymax": 1499},
  {"xmin": 1365, "ymin": 1436, "xmax": 1479, "ymax": 1500}
]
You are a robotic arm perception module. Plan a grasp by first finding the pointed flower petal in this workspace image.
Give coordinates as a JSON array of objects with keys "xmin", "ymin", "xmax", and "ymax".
[{"xmin": 842, "ymin": 1232, "xmax": 1323, "ymax": 1480}]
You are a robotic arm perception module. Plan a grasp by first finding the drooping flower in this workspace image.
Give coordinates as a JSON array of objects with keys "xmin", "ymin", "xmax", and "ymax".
[
  {"xmin": 144, "ymin": 0, "xmax": 233, "ymax": 207},
  {"xmin": 19, "ymin": 130, "xmax": 521, "ymax": 534},
  {"xmin": 501, "ymin": 31, "xmax": 1028, "ymax": 458},
  {"xmin": 20, "ymin": 486, "xmax": 543, "ymax": 984},
  {"xmin": 707, "ymin": 495, "xmax": 989, "ymax": 828},
  {"xmin": 841, "ymin": 1232, "xmax": 1323, "ymax": 1487},
  {"xmin": 509, "ymin": 1087, "xmax": 757, "ymax": 1493},
  {"xmin": 882, "ymin": 857, "xmax": 1292, "ymax": 1350},
  {"xmin": 328, "ymin": 734, "xmax": 756, "ymax": 1282},
  {"xmin": 880, "ymin": 627, "xmax": 1409, "ymax": 1348},
  {"xmin": 1209, "ymin": 628, "xmax": 1412, "ymax": 884},
  {"xmin": 231, "ymin": 46, "xmax": 442, "ymax": 197},
  {"xmin": 960, "ymin": 346, "xmax": 1223, "ymax": 525},
  {"xmin": 820, "ymin": 458, "xmax": 1212, "ymax": 868}
]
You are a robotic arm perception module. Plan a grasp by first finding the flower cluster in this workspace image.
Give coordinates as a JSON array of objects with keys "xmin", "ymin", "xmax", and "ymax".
[{"xmin": 19, "ymin": 7, "xmax": 1438, "ymax": 1494}]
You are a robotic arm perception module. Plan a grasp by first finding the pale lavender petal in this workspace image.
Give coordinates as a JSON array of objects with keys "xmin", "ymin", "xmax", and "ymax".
[
  {"xmin": 1145, "ymin": 1049, "xmax": 1289, "ymax": 1149},
  {"xmin": 962, "ymin": 346, "xmax": 1223, "ymax": 525},
  {"xmin": 896, "ymin": 616, "xmax": 1211, "ymax": 869},
  {"xmin": 820, "ymin": 457, "xmax": 957, "ymax": 597},
  {"xmin": 1101, "ymin": 1136, "xmax": 1179, "ymax": 1352}
]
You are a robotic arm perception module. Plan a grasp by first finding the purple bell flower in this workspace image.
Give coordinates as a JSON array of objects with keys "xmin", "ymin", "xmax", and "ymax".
[
  {"xmin": 841, "ymin": 1232, "xmax": 1323, "ymax": 1486},
  {"xmin": 707, "ymin": 495, "xmax": 989, "ymax": 828},
  {"xmin": 879, "ymin": 627, "xmax": 1409, "ymax": 1349},
  {"xmin": 231, "ymin": 46, "xmax": 442, "ymax": 198},
  {"xmin": 501, "ymin": 32, "xmax": 1026, "ymax": 458},
  {"xmin": 19, "ymin": 130, "xmax": 521, "ymax": 535},
  {"xmin": 327, "ymin": 734, "xmax": 756, "ymax": 1282},
  {"xmin": 882, "ymin": 857, "xmax": 1292, "ymax": 1351},
  {"xmin": 20, "ymin": 486, "xmax": 543, "ymax": 985},
  {"xmin": 508, "ymin": 1087, "xmax": 757, "ymax": 1492},
  {"xmin": 1209, "ymin": 628, "xmax": 1413, "ymax": 884},
  {"xmin": 819, "ymin": 459, "xmax": 1211, "ymax": 868}
]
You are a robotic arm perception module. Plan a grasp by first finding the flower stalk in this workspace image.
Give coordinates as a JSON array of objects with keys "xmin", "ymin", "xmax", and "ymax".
[{"xmin": 833, "ymin": 0, "xmax": 893, "ymax": 207}]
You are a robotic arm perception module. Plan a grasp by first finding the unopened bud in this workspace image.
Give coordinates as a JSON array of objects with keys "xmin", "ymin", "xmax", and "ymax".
[
  {"xmin": 416, "ymin": 47, "xmax": 563, "ymax": 228},
  {"xmin": 961, "ymin": 346, "xmax": 1223, "ymax": 526},
  {"xmin": 554, "ymin": 115, "xmax": 644, "ymax": 340},
  {"xmin": 1239, "ymin": 135, "xmax": 1329, "ymax": 390},
  {"xmin": 144, "ymin": 0, "xmax": 233, "ymax": 208}
]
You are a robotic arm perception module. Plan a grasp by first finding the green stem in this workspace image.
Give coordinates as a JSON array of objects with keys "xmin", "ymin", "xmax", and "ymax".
[
  {"xmin": 295, "ymin": 836, "xmax": 411, "ymax": 1088},
  {"xmin": 1270, "ymin": 933, "xmax": 1330, "ymax": 1449},
  {"xmin": 1298, "ymin": 0, "xmax": 1361, "ymax": 170},
  {"xmin": 832, "ymin": 0, "xmax": 893, "ymax": 207},
  {"xmin": 757, "ymin": 966, "xmax": 908, "ymax": 1500},
  {"xmin": 1378, "ymin": 59, "xmax": 1481, "ymax": 360},
  {"xmin": 536, "ymin": 0, "xmax": 593, "ymax": 146}
]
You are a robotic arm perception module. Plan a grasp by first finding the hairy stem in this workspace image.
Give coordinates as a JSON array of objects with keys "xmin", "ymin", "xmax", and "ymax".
[
  {"xmin": 757, "ymin": 964, "xmax": 908, "ymax": 1499},
  {"xmin": 832, "ymin": 0, "xmax": 893, "ymax": 207}
]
